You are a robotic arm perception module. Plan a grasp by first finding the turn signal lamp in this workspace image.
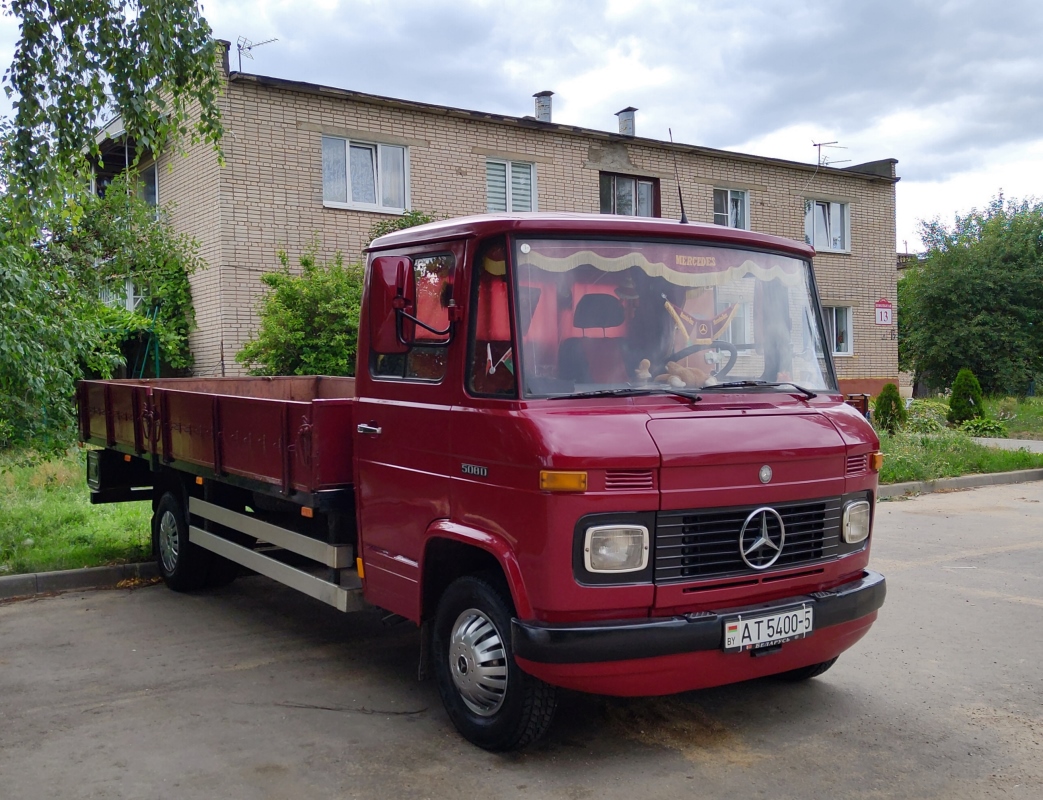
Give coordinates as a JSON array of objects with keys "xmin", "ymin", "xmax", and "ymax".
[
  {"xmin": 868, "ymin": 452, "xmax": 884, "ymax": 472},
  {"xmin": 539, "ymin": 470, "xmax": 588, "ymax": 492}
]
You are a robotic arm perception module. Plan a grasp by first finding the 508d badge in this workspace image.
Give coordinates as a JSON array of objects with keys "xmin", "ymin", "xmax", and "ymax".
[{"xmin": 461, "ymin": 463, "xmax": 488, "ymax": 478}]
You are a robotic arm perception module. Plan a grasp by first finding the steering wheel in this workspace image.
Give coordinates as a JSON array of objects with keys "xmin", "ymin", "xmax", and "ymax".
[{"xmin": 656, "ymin": 341, "xmax": 739, "ymax": 380}]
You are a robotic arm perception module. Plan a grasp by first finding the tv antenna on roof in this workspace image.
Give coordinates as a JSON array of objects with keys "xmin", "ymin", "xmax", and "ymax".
[
  {"xmin": 236, "ymin": 36, "xmax": 278, "ymax": 72},
  {"xmin": 812, "ymin": 140, "xmax": 850, "ymax": 167}
]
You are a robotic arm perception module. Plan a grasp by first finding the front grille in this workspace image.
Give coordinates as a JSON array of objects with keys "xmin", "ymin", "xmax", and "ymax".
[
  {"xmin": 654, "ymin": 497, "xmax": 842, "ymax": 583},
  {"xmin": 605, "ymin": 469, "xmax": 654, "ymax": 490}
]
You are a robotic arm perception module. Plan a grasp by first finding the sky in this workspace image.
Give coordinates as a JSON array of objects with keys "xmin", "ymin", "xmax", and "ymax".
[{"xmin": 2, "ymin": 0, "xmax": 1042, "ymax": 252}]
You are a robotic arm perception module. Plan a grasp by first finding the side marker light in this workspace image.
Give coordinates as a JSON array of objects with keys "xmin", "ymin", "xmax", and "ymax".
[{"xmin": 539, "ymin": 470, "xmax": 588, "ymax": 492}]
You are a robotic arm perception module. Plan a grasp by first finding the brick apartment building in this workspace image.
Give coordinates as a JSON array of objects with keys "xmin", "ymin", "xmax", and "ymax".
[{"xmin": 96, "ymin": 42, "xmax": 899, "ymax": 394}]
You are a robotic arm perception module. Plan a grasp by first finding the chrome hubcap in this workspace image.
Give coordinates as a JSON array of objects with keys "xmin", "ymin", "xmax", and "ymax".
[
  {"xmin": 159, "ymin": 510, "xmax": 180, "ymax": 574},
  {"xmin": 448, "ymin": 608, "xmax": 508, "ymax": 716}
]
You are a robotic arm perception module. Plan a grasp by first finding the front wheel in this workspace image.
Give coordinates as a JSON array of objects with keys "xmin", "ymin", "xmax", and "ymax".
[{"xmin": 432, "ymin": 575, "xmax": 557, "ymax": 751}]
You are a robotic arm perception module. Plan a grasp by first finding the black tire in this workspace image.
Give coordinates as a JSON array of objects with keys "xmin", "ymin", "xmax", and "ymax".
[
  {"xmin": 432, "ymin": 575, "xmax": 557, "ymax": 751},
  {"xmin": 777, "ymin": 656, "xmax": 838, "ymax": 682},
  {"xmin": 152, "ymin": 491, "xmax": 212, "ymax": 592}
]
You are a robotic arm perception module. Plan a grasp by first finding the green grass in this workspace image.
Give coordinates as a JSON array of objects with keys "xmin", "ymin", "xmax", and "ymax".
[
  {"xmin": 990, "ymin": 396, "xmax": 1043, "ymax": 440},
  {"xmin": 0, "ymin": 449, "xmax": 152, "ymax": 576},
  {"xmin": 879, "ymin": 430, "xmax": 1043, "ymax": 485}
]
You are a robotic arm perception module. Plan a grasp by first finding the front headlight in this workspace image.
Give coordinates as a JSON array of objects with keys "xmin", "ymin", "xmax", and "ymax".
[
  {"xmin": 842, "ymin": 500, "xmax": 872, "ymax": 544},
  {"xmin": 584, "ymin": 525, "xmax": 649, "ymax": 573}
]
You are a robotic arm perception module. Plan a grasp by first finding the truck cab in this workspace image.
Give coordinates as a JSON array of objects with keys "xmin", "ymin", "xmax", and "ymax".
[{"xmin": 359, "ymin": 214, "xmax": 884, "ymax": 747}]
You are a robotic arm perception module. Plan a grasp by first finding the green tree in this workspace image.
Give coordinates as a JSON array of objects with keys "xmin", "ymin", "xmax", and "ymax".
[
  {"xmin": 2, "ymin": 0, "xmax": 223, "ymax": 221},
  {"xmin": 873, "ymin": 383, "xmax": 907, "ymax": 434},
  {"xmin": 44, "ymin": 172, "xmax": 202, "ymax": 371},
  {"xmin": 947, "ymin": 368, "xmax": 985, "ymax": 426},
  {"xmin": 236, "ymin": 250, "xmax": 366, "ymax": 377},
  {"xmin": 900, "ymin": 195, "xmax": 1043, "ymax": 394},
  {"xmin": 0, "ymin": 135, "xmax": 201, "ymax": 449}
]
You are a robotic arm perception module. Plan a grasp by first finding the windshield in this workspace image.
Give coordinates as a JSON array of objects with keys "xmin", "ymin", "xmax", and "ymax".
[{"xmin": 512, "ymin": 238, "xmax": 836, "ymax": 398}]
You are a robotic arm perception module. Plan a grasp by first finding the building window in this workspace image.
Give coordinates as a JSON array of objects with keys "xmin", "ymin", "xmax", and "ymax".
[
  {"xmin": 140, "ymin": 163, "xmax": 158, "ymax": 207},
  {"xmin": 713, "ymin": 188, "xmax": 747, "ymax": 229},
  {"xmin": 805, "ymin": 200, "xmax": 849, "ymax": 252},
  {"xmin": 322, "ymin": 136, "xmax": 409, "ymax": 212},
  {"xmin": 486, "ymin": 160, "xmax": 536, "ymax": 212},
  {"xmin": 600, "ymin": 173, "xmax": 657, "ymax": 217},
  {"xmin": 823, "ymin": 306, "xmax": 852, "ymax": 355}
]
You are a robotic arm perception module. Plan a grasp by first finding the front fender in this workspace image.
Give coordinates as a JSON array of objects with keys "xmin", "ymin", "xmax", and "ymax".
[{"xmin": 422, "ymin": 520, "xmax": 534, "ymax": 619}]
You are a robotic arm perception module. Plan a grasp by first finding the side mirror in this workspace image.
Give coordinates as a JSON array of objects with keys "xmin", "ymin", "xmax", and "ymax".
[{"xmin": 370, "ymin": 256, "xmax": 415, "ymax": 353}]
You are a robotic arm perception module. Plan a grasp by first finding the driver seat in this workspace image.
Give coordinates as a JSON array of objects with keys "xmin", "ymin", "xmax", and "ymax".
[{"xmin": 558, "ymin": 294, "xmax": 629, "ymax": 384}]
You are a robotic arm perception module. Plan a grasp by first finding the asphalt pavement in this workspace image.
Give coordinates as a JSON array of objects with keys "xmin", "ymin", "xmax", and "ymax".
[{"xmin": 1, "ymin": 482, "xmax": 1041, "ymax": 799}]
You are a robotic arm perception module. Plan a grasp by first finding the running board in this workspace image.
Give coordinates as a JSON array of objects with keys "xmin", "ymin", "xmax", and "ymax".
[
  {"xmin": 189, "ymin": 527, "xmax": 365, "ymax": 613},
  {"xmin": 189, "ymin": 497, "xmax": 353, "ymax": 568}
]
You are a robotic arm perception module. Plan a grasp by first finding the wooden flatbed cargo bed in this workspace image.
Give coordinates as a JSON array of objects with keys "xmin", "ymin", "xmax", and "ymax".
[{"xmin": 78, "ymin": 377, "xmax": 356, "ymax": 501}]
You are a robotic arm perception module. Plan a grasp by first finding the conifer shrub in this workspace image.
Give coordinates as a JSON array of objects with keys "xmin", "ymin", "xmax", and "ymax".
[
  {"xmin": 947, "ymin": 368, "xmax": 985, "ymax": 425},
  {"xmin": 874, "ymin": 383, "xmax": 907, "ymax": 434}
]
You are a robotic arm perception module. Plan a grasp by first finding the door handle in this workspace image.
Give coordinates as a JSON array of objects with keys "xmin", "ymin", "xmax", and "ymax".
[{"xmin": 357, "ymin": 423, "xmax": 382, "ymax": 436}]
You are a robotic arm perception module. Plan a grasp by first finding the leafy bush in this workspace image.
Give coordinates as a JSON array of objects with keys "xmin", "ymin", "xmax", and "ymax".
[
  {"xmin": 959, "ymin": 418, "xmax": 1009, "ymax": 438},
  {"xmin": 906, "ymin": 398, "xmax": 949, "ymax": 433},
  {"xmin": 368, "ymin": 210, "xmax": 434, "ymax": 243},
  {"xmin": 236, "ymin": 249, "xmax": 365, "ymax": 376},
  {"xmin": 873, "ymin": 383, "xmax": 907, "ymax": 434},
  {"xmin": 947, "ymin": 368, "xmax": 985, "ymax": 425}
]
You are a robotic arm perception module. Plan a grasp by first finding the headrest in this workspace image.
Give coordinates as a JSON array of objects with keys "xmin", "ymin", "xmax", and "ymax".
[{"xmin": 574, "ymin": 293, "xmax": 624, "ymax": 329}]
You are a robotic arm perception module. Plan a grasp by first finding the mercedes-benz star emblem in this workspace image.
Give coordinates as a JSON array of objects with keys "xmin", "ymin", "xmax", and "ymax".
[
  {"xmin": 739, "ymin": 507, "xmax": 786, "ymax": 570},
  {"xmin": 759, "ymin": 464, "xmax": 772, "ymax": 484}
]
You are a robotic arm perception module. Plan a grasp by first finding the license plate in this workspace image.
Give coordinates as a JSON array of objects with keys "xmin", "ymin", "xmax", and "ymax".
[{"xmin": 723, "ymin": 605, "xmax": 813, "ymax": 652}]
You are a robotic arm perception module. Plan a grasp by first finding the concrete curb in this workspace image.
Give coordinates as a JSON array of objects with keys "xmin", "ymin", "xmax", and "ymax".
[
  {"xmin": 879, "ymin": 468, "xmax": 1043, "ymax": 499},
  {"xmin": 0, "ymin": 561, "xmax": 158, "ymax": 601}
]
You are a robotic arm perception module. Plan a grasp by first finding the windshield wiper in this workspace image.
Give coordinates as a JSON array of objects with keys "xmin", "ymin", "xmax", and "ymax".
[
  {"xmin": 701, "ymin": 380, "xmax": 818, "ymax": 399},
  {"xmin": 548, "ymin": 387, "xmax": 702, "ymax": 402}
]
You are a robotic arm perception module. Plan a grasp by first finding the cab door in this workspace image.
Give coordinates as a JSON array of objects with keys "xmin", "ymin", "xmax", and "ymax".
[{"xmin": 354, "ymin": 245, "xmax": 463, "ymax": 621}]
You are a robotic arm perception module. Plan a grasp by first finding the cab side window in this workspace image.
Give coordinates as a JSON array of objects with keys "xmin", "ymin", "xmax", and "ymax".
[
  {"xmin": 371, "ymin": 254, "xmax": 454, "ymax": 381},
  {"xmin": 468, "ymin": 241, "xmax": 516, "ymax": 397}
]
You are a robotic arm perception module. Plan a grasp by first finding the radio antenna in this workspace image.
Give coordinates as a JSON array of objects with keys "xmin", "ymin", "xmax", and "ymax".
[
  {"xmin": 668, "ymin": 128, "xmax": 689, "ymax": 224},
  {"xmin": 236, "ymin": 36, "xmax": 278, "ymax": 72}
]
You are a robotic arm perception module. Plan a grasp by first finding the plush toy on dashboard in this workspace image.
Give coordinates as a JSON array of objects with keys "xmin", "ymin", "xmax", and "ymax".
[{"xmin": 657, "ymin": 360, "xmax": 710, "ymax": 388}]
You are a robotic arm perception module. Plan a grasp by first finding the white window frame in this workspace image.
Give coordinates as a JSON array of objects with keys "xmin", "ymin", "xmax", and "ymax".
[
  {"xmin": 322, "ymin": 135, "xmax": 411, "ymax": 214},
  {"xmin": 486, "ymin": 159, "xmax": 537, "ymax": 213},
  {"xmin": 822, "ymin": 306, "xmax": 853, "ymax": 356},
  {"xmin": 713, "ymin": 188, "xmax": 749, "ymax": 230},
  {"xmin": 804, "ymin": 199, "xmax": 850, "ymax": 253}
]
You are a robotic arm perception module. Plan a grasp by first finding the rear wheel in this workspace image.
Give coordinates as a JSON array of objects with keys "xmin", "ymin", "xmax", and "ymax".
[
  {"xmin": 777, "ymin": 656, "xmax": 838, "ymax": 682},
  {"xmin": 432, "ymin": 575, "xmax": 557, "ymax": 751},
  {"xmin": 152, "ymin": 491, "xmax": 212, "ymax": 591}
]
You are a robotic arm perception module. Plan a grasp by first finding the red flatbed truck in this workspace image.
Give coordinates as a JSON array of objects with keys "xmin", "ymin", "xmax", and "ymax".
[{"xmin": 80, "ymin": 213, "xmax": 886, "ymax": 750}]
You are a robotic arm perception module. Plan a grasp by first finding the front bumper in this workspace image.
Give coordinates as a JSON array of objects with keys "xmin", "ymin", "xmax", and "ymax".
[{"xmin": 512, "ymin": 569, "xmax": 885, "ymax": 665}]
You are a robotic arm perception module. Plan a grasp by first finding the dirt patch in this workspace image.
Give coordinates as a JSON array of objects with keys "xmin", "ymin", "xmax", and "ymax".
[{"xmin": 602, "ymin": 697, "xmax": 762, "ymax": 765}]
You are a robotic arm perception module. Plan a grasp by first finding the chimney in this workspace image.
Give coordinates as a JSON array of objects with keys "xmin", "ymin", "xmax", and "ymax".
[
  {"xmin": 534, "ymin": 90, "xmax": 554, "ymax": 123},
  {"xmin": 616, "ymin": 106, "xmax": 637, "ymax": 136}
]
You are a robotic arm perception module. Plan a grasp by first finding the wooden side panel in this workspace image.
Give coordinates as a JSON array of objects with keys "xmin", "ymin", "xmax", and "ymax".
[
  {"xmin": 79, "ymin": 378, "xmax": 356, "ymax": 494},
  {"xmin": 311, "ymin": 399, "xmax": 355, "ymax": 490}
]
